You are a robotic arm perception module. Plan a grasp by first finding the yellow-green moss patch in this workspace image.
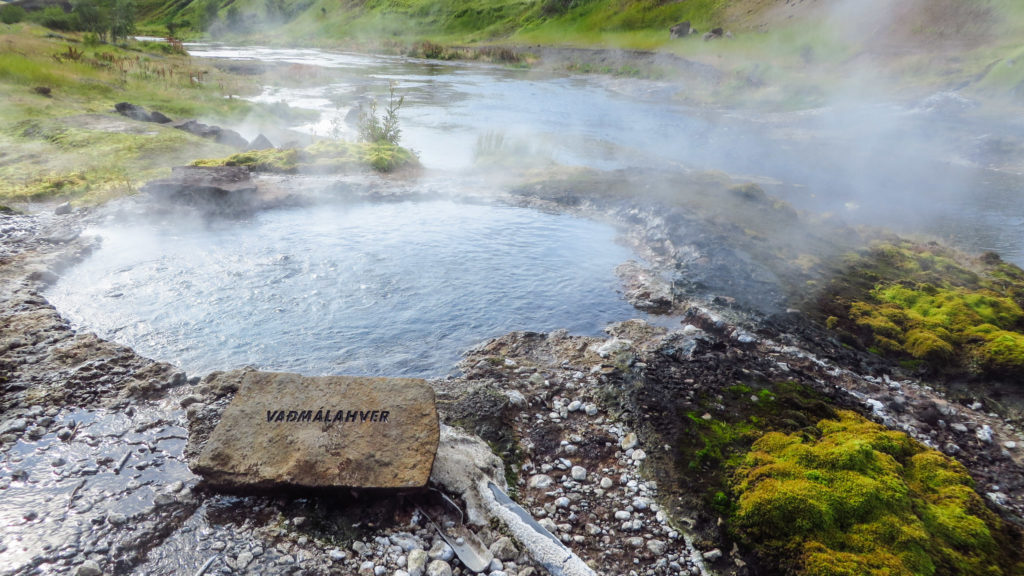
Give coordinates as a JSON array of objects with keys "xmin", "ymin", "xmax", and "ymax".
[
  {"xmin": 193, "ymin": 140, "xmax": 419, "ymax": 174},
  {"xmin": 820, "ymin": 241, "xmax": 1024, "ymax": 377},
  {"xmin": 730, "ymin": 410, "xmax": 1023, "ymax": 576}
]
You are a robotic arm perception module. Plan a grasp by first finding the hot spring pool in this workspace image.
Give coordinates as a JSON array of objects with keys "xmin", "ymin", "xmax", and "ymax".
[{"xmin": 46, "ymin": 199, "xmax": 641, "ymax": 377}]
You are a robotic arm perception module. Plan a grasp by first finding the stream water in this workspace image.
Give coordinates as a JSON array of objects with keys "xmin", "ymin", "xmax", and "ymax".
[{"xmin": 185, "ymin": 43, "xmax": 1024, "ymax": 264}]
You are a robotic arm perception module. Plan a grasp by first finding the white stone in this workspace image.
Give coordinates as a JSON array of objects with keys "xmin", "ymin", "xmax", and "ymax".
[
  {"xmin": 596, "ymin": 338, "xmax": 632, "ymax": 358},
  {"xmin": 428, "ymin": 541, "xmax": 455, "ymax": 562},
  {"xmin": 0, "ymin": 418, "xmax": 28, "ymax": 435},
  {"xmin": 235, "ymin": 552, "xmax": 253, "ymax": 569},
  {"xmin": 614, "ymin": 510, "xmax": 631, "ymax": 520},
  {"xmin": 407, "ymin": 549, "xmax": 428, "ymax": 576},
  {"xmin": 631, "ymin": 449, "xmax": 647, "ymax": 462},
  {"xmin": 506, "ymin": 390, "xmax": 527, "ymax": 406},
  {"xmin": 567, "ymin": 400, "xmax": 582, "ymax": 412},
  {"xmin": 527, "ymin": 474, "xmax": 554, "ymax": 489},
  {"xmin": 977, "ymin": 425, "xmax": 993, "ymax": 444},
  {"xmin": 390, "ymin": 533, "xmax": 420, "ymax": 552},
  {"xmin": 620, "ymin": 432, "xmax": 639, "ymax": 451},
  {"xmin": 554, "ymin": 497, "xmax": 571, "ymax": 508},
  {"xmin": 1004, "ymin": 441, "xmax": 1017, "ymax": 450},
  {"xmin": 570, "ymin": 466, "xmax": 587, "ymax": 481},
  {"xmin": 426, "ymin": 560, "xmax": 452, "ymax": 576},
  {"xmin": 75, "ymin": 561, "xmax": 102, "ymax": 576},
  {"xmin": 599, "ymin": 477, "xmax": 613, "ymax": 489}
]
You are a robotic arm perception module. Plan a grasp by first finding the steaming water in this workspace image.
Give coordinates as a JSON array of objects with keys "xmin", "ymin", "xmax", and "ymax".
[
  {"xmin": 46, "ymin": 200, "xmax": 637, "ymax": 377},
  {"xmin": 188, "ymin": 43, "xmax": 1024, "ymax": 265}
]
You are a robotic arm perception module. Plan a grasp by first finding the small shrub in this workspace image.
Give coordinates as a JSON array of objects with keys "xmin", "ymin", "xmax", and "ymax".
[
  {"xmin": 358, "ymin": 82, "xmax": 404, "ymax": 146},
  {"xmin": 32, "ymin": 6, "xmax": 80, "ymax": 32},
  {"xmin": 0, "ymin": 4, "xmax": 27, "ymax": 24}
]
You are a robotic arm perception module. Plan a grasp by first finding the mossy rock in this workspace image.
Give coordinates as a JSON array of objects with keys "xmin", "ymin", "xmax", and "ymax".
[{"xmin": 729, "ymin": 410, "xmax": 1024, "ymax": 576}]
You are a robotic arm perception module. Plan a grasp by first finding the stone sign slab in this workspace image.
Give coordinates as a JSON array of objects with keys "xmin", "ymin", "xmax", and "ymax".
[{"xmin": 192, "ymin": 371, "xmax": 439, "ymax": 490}]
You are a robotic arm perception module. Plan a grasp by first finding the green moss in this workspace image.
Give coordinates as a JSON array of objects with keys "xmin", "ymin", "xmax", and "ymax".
[
  {"xmin": 971, "ymin": 328, "xmax": 1024, "ymax": 373},
  {"xmin": 192, "ymin": 140, "xmax": 419, "ymax": 174},
  {"xmin": 730, "ymin": 410, "xmax": 1022, "ymax": 576},
  {"xmin": 903, "ymin": 329, "xmax": 955, "ymax": 362},
  {"xmin": 686, "ymin": 412, "xmax": 756, "ymax": 470},
  {"xmin": 193, "ymin": 148, "xmax": 299, "ymax": 172},
  {"xmin": 824, "ymin": 241, "xmax": 1024, "ymax": 377}
]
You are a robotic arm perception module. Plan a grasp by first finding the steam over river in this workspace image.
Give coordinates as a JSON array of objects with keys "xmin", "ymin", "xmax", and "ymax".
[
  {"xmin": 47, "ymin": 43, "xmax": 1024, "ymax": 376},
  {"xmin": 185, "ymin": 43, "xmax": 1024, "ymax": 264}
]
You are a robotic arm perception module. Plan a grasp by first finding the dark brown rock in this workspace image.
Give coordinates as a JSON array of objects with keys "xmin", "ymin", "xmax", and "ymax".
[
  {"xmin": 141, "ymin": 165, "xmax": 256, "ymax": 211},
  {"xmin": 172, "ymin": 119, "xmax": 248, "ymax": 149},
  {"xmin": 190, "ymin": 371, "xmax": 439, "ymax": 490},
  {"xmin": 669, "ymin": 21, "xmax": 691, "ymax": 39},
  {"xmin": 247, "ymin": 133, "xmax": 274, "ymax": 150}
]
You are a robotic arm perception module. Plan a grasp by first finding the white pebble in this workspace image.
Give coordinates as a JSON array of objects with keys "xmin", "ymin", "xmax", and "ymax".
[{"xmin": 570, "ymin": 466, "xmax": 587, "ymax": 481}]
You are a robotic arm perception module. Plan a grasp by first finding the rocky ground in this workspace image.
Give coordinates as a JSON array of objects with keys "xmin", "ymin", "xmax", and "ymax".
[{"xmin": 2, "ymin": 173, "xmax": 1024, "ymax": 576}]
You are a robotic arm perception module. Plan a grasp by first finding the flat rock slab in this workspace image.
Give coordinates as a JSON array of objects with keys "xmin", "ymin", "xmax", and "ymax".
[{"xmin": 192, "ymin": 372, "xmax": 439, "ymax": 490}]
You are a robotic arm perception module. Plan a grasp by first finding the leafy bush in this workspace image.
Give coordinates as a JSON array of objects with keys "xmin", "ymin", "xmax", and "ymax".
[
  {"xmin": 730, "ymin": 410, "xmax": 1023, "ymax": 576},
  {"xmin": 0, "ymin": 4, "xmax": 28, "ymax": 24},
  {"xmin": 31, "ymin": 6, "xmax": 80, "ymax": 32}
]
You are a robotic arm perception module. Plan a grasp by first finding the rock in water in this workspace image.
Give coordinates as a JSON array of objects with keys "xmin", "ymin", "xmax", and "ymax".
[
  {"xmin": 191, "ymin": 372, "xmax": 439, "ymax": 490},
  {"xmin": 247, "ymin": 133, "xmax": 275, "ymax": 150}
]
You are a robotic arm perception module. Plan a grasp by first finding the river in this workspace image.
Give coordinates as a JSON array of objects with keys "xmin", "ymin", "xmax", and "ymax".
[
  {"xmin": 186, "ymin": 43, "xmax": 1024, "ymax": 264},
  {"xmin": 44, "ymin": 42, "xmax": 1024, "ymax": 378}
]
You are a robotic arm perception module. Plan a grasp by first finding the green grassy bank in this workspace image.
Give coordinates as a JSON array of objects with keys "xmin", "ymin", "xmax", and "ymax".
[
  {"xmin": 127, "ymin": 0, "xmax": 1024, "ymax": 110},
  {"xmin": 0, "ymin": 23, "xmax": 258, "ymax": 205}
]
